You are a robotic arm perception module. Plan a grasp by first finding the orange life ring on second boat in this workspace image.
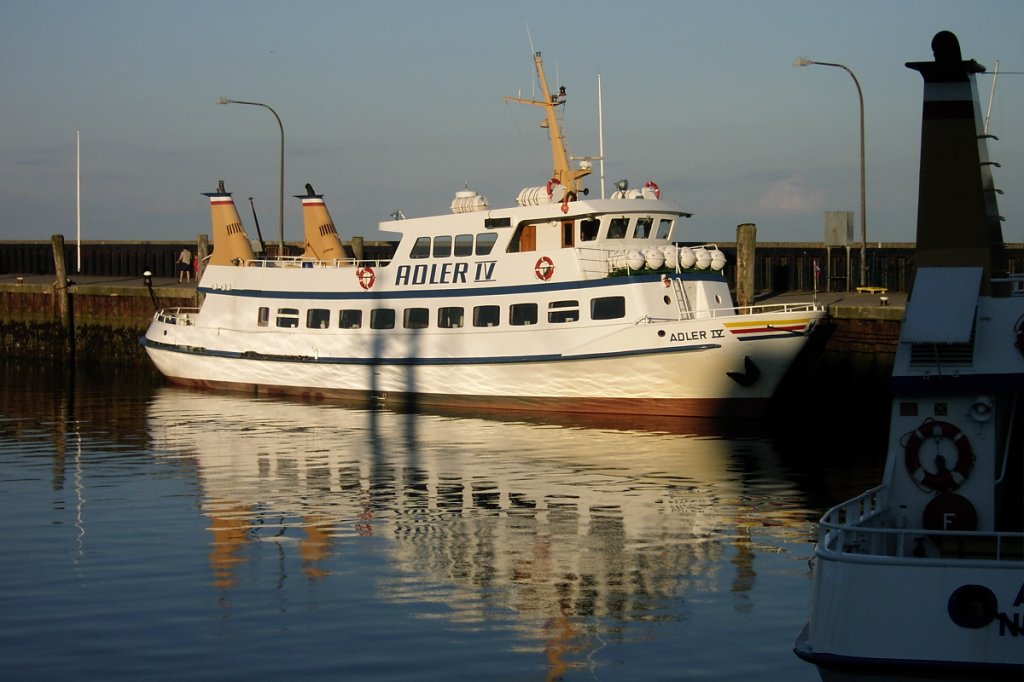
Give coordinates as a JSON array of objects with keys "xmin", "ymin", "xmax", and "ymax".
[
  {"xmin": 546, "ymin": 177, "xmax": 561, "ymax": 197},
  {"xmin": 643, "ymin": 180, "xmax": 661, "ymax": 199},
  {"xmin": 903, "ymin": 419, "xmax": 973, "ymax": 491},
  {"xmin": 356, "ymin": 266, "xmax": 376, "ymax": 290},
  {"xmin": 534, "ymin": 256, "xmax": 555, "ymax": 281}
]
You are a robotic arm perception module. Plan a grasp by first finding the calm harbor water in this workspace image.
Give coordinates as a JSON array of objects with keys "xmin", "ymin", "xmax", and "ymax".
[{"xmin": 0, "ymin": 362, "xmax": 885, "ymax": 681}]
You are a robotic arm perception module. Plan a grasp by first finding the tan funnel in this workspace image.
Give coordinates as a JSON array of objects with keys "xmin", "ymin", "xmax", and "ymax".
[
  {"xmin": 298, "ymin": 183, "xmax": 347, "ymax": 262},
  {"xmin": 205, "ymin": 181, "xmax": 255, "ymax": 266}
]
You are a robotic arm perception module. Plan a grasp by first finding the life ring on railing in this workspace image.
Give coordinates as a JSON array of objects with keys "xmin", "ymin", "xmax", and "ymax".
[
  {"xmin": 356, "ymin": 266, "xmax": 376, "ymax": 290},
  {"xmin": 546, "ymin": 177, "xmax": 561, "ymax": 197},
  {"xmin": 643, "ymin": 180, "xmax": 661, "ymax": 199},
  {"xmin": 903, "ymin": 419, "xmax": 973, "ymax": 491},
  {"xmin": 534, "ymin": 256, "xmax": 555, "ymax": 281}
]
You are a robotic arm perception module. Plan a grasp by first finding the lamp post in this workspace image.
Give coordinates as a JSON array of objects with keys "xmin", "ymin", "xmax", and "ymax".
[
  {"xmin": 794, "ymin": 58, "xmax": 867, "ymax": 288},
  {"xmin": 217, "ymin": 97, "xmax": 285, "ymax": 258}
]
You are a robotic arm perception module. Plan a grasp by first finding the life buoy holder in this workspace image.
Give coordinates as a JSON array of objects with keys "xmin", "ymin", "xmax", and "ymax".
[
  {"xmin": 903, "ymin": 419, "xmax": 973, "ymax": 491},
  {"xmin": 643, "ymin": 180, "xmax": 661, "ymax": 199},
  {"xmin": 534, "ymin": 256, "xmax": 555, "ymax": 281},
  {"xmin": 356, "ymin": 266, "xmax": 376, "ymax": 290}
]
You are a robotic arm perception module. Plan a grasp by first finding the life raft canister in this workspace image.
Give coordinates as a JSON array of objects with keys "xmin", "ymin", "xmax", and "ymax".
[
  {"xmin": 903, "ymin": 418, "xmax": 974, "ymax": 491},
  {"xmin": 356, "ymin": 266, "xmax": 376, "ymax": 290},
  {"xmin": 534, "ymin": 256, "xmax": 555, "ymax": 281}
]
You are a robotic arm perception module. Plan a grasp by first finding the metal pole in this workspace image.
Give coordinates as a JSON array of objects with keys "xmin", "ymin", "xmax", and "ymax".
[
  {"xmin": 218, "ymin": 98, "xmax": 285, "ymax": 258},
  {"xmin": 794, "ymin": 59, "xmax": 867, "ymax": 287}
]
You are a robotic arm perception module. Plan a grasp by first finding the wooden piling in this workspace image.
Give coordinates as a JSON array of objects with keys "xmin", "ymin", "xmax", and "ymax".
[
  {"xmin": 736, "ymin": 223, "xmax": 756, "ymax": 308},
  {"xmin": 50, "ymin": 234, "xmax": 73, "ymax": 356}
]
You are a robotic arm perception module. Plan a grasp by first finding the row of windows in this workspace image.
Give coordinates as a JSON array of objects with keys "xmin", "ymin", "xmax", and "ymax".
[
  {"xmin": 257, "ymin": 296, "xmax": 626, "ymax": 331},
  {"xmin": 410, "ymin": 233, "xmax": 498, "ymax": 259},
  {"xmin": 411, "ymin": 216, "xmax": 676, "ymax": 260}
]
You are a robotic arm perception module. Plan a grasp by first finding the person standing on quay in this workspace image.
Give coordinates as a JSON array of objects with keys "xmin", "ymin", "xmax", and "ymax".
[{"xmin": 177, "ymin": 247, "xmax": 192, "ymax": 283}]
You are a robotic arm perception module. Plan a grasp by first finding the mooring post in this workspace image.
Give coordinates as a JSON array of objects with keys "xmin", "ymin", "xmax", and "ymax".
[
  {"xmin": 736, "ymin": 223, "xmax": 756, "ymax": 310},
  {"xmin": 50, "ymin": 233, "xmax": 73, "ymax": 355}
]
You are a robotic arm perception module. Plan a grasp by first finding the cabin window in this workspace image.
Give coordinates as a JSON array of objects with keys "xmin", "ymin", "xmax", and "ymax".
[
  {"xmin": 433, "ymin": 235, "xmax": 452, "ymax": 258},
  {"xmin": 339, "ymin": 309, "xmax": 362, "ymax": 329},
  {"xmin": 633, "ymin": 217, "xmax": 653, "ymax": 239},
  {"xmin": 257, "ymin": 306, "xmax": 270, "ymax": 327},
  {"xmin": 561, "ymin": 220, "xmax": 575, "ymax": 248},
  {"xmin": 476, "ymin": 232, "xmax": 498, "ymax": 255},
  {"xmin": 473, "ymin": 305, "xmax": 500, "ymax": 327},
  {"xmin": 410, "ymin": 237, "xmax": 431, "ymax": 259},
  {"xmin": 403, "ymin": 307, "xmax": 430, "ymax": 329},
  {"xmin": 656, "ymin": 218, "xmax": 673, "ymax": 240},
  {"xmin": 591, "ymin": 296, "xmax": 626, "ymax": 320},
  {"xmin": 371, "ymin": 309, "xmax": 396, "ymax": 329},
  {"xmin": 509, "ymin": 303, "xmax": 538, "ymax": 326},
  {"xmin": 306, "ymin": 308, "xmax": 330, "ymax": 329},
  {"xmin": 607, "ymin": 217, "xmax": 628, "ymax": 239},
  {"xmin": 275, "ymin": 308, "xmax": 300, "ymax": 328},
  {"xmin": 438, "ymin": 306, "xmax": 464, "ymax": 329},
  {"xmin": 454, "ymin": 234, "xmax": 474, "ymax": 256},
  {"xmin": 580, "ymin": 218, "xmax": 600, "ymax": 242},
  {"xmin": 547, "ymin": 300, "xmax": 579, "ymax": 324}
]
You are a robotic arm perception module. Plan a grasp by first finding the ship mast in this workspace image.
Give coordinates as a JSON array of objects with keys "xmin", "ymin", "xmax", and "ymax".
[{"xmin": 504, "ymin": 52, "xmax": 591, "ymax": 195}]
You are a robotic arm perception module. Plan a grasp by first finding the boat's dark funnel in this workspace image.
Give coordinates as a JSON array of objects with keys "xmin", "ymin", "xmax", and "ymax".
[{"xmin": 907, "ymin": 31, "xmax": 1007, "ymax": 294}]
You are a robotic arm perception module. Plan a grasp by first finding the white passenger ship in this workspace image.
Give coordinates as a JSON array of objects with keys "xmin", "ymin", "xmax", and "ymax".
[
  {"xmin": 794, "ymin": 32, "xmax": 1023, "ymax": 681},
  {"xmin": 142, "ymin": 52, "xmax": 825, "ymax": 417}
]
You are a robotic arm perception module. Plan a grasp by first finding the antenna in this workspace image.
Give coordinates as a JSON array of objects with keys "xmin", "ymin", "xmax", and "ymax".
[{"xmin": 984, "ymin": 59, "xmax": 1000, "ymax": 135}]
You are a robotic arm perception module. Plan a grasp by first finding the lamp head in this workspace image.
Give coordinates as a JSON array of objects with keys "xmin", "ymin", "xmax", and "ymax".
[{"xmin": 793, "ymin": 57, "xmax": 814, "ymax": 67}]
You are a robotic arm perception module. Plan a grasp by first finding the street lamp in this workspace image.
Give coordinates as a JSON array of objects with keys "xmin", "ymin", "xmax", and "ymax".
[
  {"xmin": 217, "ymin": 97, "xmax": 285, "ymax": 258},
  {"xmin": 794, "ymin": 57, "xmax": 867, "ymax": 288}
]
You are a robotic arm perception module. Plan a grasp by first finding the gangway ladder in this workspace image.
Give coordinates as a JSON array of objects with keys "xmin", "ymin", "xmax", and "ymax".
[{"xmin": 670, "ymin": 277, "xmax": 691, "ymax": 320}]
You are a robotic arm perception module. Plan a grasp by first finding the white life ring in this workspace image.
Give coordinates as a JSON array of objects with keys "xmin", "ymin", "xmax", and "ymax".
[{"xmin": 534, "ymin": 256, "xmax": 555, "ymax": 281}]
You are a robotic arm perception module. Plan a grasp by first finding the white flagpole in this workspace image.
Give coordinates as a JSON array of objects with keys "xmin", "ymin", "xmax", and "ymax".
[{"xmin": 76, "ymin": 130, "xmax": 81, "ymax": 273}]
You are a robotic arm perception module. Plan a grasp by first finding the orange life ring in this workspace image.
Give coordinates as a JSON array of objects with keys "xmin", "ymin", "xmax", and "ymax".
[
  {"xmin": 356, "ymin": 266, "xmax": 376, "ymax": 290},
  {"xmin": 534, "ymin": 256, "xmax": 554, "ymax": 281},
  {"xmin": 643, "ymin": 180, "xmax": 660, "ymax": 199},
  {"xmin": 903, "ymin": 419, "xmax": 973, "ymax": 491},
  {"xmin": 546, "ymin": 178, "xmax": 561, "ymax": 197}
]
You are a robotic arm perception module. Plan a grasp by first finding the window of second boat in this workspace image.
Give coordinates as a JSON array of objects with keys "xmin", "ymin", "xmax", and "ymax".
[
  {"xmin": 548, "ymin": 300, "xmax": 579, "ymax": 323},
  {"xmin": 655, "ymin": 218, "xmax": 673, "ymax": 240},
  {"xmin": 606, "ymin": 217, "xmax": 629, "ymax": 239},
  {"xmin": 632, "ymin": 217, "xmax": 653, "ymax": 239}
]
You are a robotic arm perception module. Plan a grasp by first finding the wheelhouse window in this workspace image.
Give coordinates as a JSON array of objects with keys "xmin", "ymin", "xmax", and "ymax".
[
  {"xmin": 432, "ymin": 235, "xmax": 452, "ymax": 258},
  {"xmin": 339, "ymin": 309, "xmax": 362, "ymax": 329},
  {"xmin": 403, "ymin": 307, "xmax": 430, "ymax": 329},
  {"xmin": 607, "ymin": 217, "xmax": 628, "ymax": 239},
  {"xmin": 371, "ymin": 309, "xmax": 396, "ymax": 329},
  {"xmin": 454, "ymin": 234, "xmax": 474, "ymax": 256},
  {"xmin": 473, "ymin": 305, "xmax": 500, "ymax": 327},
  {"xmin": 547, "ymin": 300, "xmax": 579, "ymax": 323},
  {"xmin": 656, "ymin": 218, "xmax": 673, "ymax": 240},
  {"xmin": 438, "ymin": 306, "xmax": 464, "ymax": 329},
  {"xmin": 476, "ymin": 232, "xmax": 498, "ymax": 255},
  {"xmin": 580, "ymin": 218, "xmax": 600, "ymax": 242},
  {"xmin": 410, "ymin": 237, "xmax": 431, "ymax": 259},
  {"xmin": 591, "ymin": 296, "xmax": 626, "ymax": 320},
  {"xmin": 275, "ymin": 308, "xmax": 300, "ymax": 328},
  {"xmin": 306, "ymin": 308, "xmax": 330, "ymax": 329},
  {"xmin": 257, "ymin": 306, "xmax": 270, "ymax": 327},
  {"xmin": 509, "ymin": 303, "xmax": 538, "ymax": 326},
  {"xmin": 633, "ymin": 217, "xmax": 653, "ymax": 239}
]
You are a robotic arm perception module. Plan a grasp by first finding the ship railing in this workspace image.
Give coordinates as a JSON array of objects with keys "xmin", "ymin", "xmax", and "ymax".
[
  {"xmin": 243, "ymin": 257, "xmax": 393, "ymax": 269},
  {"xmin": 817, "ymin": 485, "xmax": 1023, "ymax": 563},
  {"xmin": 992, "ymin": 273, "xmax": 1024, "ymax": 296},
  {"xmin": 639, "ymin": 300, "xmax": 825, "ymax": 323},
  {"xmin": 154, "ymin": 307, "xmax": 200, "ymax": 326}
]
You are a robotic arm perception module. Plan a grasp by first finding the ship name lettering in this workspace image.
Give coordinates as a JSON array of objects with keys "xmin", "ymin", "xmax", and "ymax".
[{"xmin": 669, "ymin": 330, "xmax": 708, "ymax": 342}]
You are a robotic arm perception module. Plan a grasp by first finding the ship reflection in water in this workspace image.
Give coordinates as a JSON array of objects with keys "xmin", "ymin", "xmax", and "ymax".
[{"xmin": 147, "ymin": 387, "xmax": 815, "ymax": 677}]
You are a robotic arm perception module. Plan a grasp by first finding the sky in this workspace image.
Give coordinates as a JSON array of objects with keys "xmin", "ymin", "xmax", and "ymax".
[{"xmin": 1, "ymin": 0, "xmax": 1023, "ymax": 247}]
